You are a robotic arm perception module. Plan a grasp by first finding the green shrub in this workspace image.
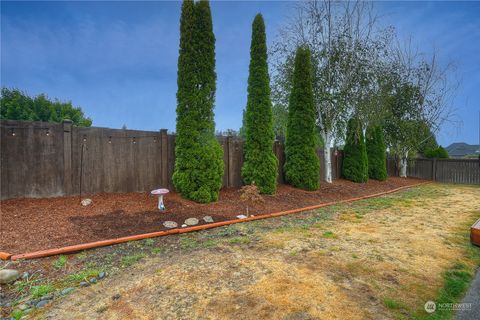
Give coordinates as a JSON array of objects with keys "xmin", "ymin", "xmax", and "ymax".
[
  {"xmin": 0, "ymin": 87, "xmax": 92, "ymax": 126},
  {"xmin": 342, "ymin": 118, "xmax": 368, "ymax": 183},
  {"xmin": 366, "ymin": 125, "xmax": 387, "ymax": 181},
  {"xmin": 424, "ymin": 146, "xmax": 449, "ymax": 158},
  {"xmin": 284, "ymin": 47, "xmax": 320, "ymax": 191},
  {"xmin": 241, "ymin": 14, "xmax": 278, "ymax": 194},
  {"xmin": 173, "ymin": 0, "xmax": 224, "ymax": 203}
]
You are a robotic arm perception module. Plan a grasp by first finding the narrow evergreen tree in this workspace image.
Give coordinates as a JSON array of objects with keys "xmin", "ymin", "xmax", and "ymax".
[
  {"xmin": 342, "ymin": 118, "xmax": 368, "ymax": 183},
  {"xmin": 366, "ymin": 125, "xmax": 387, "ymax": 181},
  {"xmin": 284, "ymin": 47, "xmax": 320, "ymax": 191},
  {"xmin": 241, "ymin": 14, "xmax": 278, "ymax": 194},
  {"xmin": 173, "ymin": 0, "xmax": 224, "ymax": 203}
]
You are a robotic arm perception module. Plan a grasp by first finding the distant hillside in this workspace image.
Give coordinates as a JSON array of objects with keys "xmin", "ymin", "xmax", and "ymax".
[{"xmin": 445, "ymin": 142, "xmax": 480, "ymax": 158}]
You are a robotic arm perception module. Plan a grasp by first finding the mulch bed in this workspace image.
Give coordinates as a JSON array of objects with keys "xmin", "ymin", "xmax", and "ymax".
[{"xmin": 0, "ymin": 177, "xmax": 426, "ymax": 254}]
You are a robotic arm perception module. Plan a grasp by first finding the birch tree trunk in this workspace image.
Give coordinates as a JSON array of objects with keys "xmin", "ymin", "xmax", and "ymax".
[
  {"xmin": 322, "ymin": 131, "xmax": 333, "ymax": 183},
  {"xmin": 399, "ymin": 150, "xmax": 408, "ymax": 178}
]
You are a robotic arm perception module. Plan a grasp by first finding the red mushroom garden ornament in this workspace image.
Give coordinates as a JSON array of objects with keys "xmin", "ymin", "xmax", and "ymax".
[{"xmin": 151, "ymin": 188, "xmax": 169, "ymax": 211}]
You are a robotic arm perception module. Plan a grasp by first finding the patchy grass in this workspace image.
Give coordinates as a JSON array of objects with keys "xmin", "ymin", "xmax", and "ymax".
[
  {"xmin": 322, "ymin": 231, "xmax": 337, "ymax": 238},
  {"xmin": 228, "ymin": 237, "xmax": 251, "ymax": 245},
  {"xmin": 53, "ymin": 255, "xmax": 67, "ymax": 270},
  {"xmin": 419, "ymin": 243, "xmax": 480, "ymax": 320},
  {"xmin": 383, "ymin": 297, "xmax": 405, "ymax": 310},
  {"xmin": 65, "ymin": 269, "xmax": 100, "ymax": 285},
  {"xmin": 30, "ymin": 284, "xmax": 54, "ymax": 299},
  {"xmin": 143, "ymin": 238, "xmax": 155, "ymax": 247},
  {"xmin": 4, "ymin": 183, "xmax": 479, "ymax": 320},
  {"xmin": 121, "ymin": 253, "xmax": 147, "ymax": 267},
  {"xmin": 11, "ymin": 310, "xmax": 24, "ymax": 320},
  {"xmin": 151, "ymin": 247, "xmax": 163, "ymax": 254},
  {"xmin": 76, "ymin": 252, "xmax": 87, "ymax": 260}
]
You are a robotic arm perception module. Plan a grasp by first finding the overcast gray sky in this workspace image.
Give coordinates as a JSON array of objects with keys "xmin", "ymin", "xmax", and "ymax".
[{"xmin": 1, "ymin": 1, "xmax": 479, "ymax": 146}]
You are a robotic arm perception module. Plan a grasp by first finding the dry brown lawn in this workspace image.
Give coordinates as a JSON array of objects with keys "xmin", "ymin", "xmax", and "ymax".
[{"xmin": 35, "ymin": 183, "xmax": 479, "ymax": 320}]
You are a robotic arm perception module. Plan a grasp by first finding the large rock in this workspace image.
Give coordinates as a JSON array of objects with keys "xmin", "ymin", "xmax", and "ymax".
[
  {"xmin": 61, "ymin": 287, "xmax": 74, "ymax": 295},
  {"xmin": 17, "ymin": 304, "xmax": 29, "ymax": 311},
  {"xmin": 203, "ymin": 216, "xmax": 214, "ymax": 223},
  {"xmin": 0, "ymin": 269, "xmax": 20, "ymax": 284},
  {"xmin": 36, "ymin": 300, "xmax": 49, "ymax": 308},
  {"xmin": 81, "ymin": 198, "xmax": 93, "ymax": 206},
  {"xmin": 184, "ymin": 218, "xmax": 199, "ymax": 226},
  {"xmin": 163, "ymin": 221, "xmax": 178, "ymax": 229}
]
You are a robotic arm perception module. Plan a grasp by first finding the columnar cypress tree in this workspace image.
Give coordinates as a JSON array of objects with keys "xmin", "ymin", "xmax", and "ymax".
[
  {"xmin": 366, "ymin": 125, "xmax": 387, "ymax": 181},
  {"xmin": 342, "ymin": 118, "xmax": 368, "ymax": 183},
  {"xmin": 284, "ymin": 47, "xmax": 320, "ymax": 191},
  {"xmin": 173, "ymin": 0, "xmax": 224, "ymax": 203},
  {"xmin": 241, "ymin": 14, "xmax": 278, "ymax": 194}
]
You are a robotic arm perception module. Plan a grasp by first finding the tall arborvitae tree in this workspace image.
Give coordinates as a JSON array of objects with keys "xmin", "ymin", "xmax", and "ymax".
[
  {"xmin": 173, "ymin": 0, "xmax": 224, "ymax": 203},
  {"xmin": 284, "ymin": 47, "xmax": 320, "ymax": 191},
  {"xmin": 366, "ymin": 125, "xmax": 387, "ymax": 181},
  {"xmin": 241, "ymin": 14, "xmax": 278, "ymax": 194},
  {"xmin": 342, "ymin": 118, "xmax": 368, "ymax": 183}
]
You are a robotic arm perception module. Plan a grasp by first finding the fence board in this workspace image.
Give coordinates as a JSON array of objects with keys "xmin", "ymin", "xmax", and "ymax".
[{"xmin": 2, "ymin": 120, "xmax": 479, "ymax": 200}]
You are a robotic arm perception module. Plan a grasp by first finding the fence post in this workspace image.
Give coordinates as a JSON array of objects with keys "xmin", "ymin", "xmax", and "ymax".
[
  {"xmin": 226, "ymin": 136, "xmax": 231, "ymax": 187},
  {"xmin": 62, "ymin": 120, "xmax": 73, "ymax": 195},
  {"xmin": 228, "ymin": 136, "xmax": 236, "ymax": 188},
  {"xmin": 432, "ymin": 158, "xmax": 437, "ymax": 181},
  {"xmin": 160, "ymin": 129, "xmax": 168, "ymax": 187}
]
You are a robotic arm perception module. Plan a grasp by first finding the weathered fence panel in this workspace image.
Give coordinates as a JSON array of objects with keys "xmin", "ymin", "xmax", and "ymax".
[
  {"xmin": 1, "ymin": 120, "xmax": 344, "ymax": 199},
  {"xmin": 407, "ymin": 158, "xmax": 434, "ymax": 180},
  {"xmin": 0, "ymin": 120, "xmax": 65, "ymax": 199},
  {"xmin": 394, "ymin": 157, "xmax": 480, "ymax": 185},
  {"xmin": 70, "ymin": 127, "xmax": 163, "ymax": 195},
  {"xmin": 434, "ymin": 158, "xmax": 480, "ymax": 184},
  {"xmin": 3, "ymin": 120, "xmax": 478, "ymax": 200}
]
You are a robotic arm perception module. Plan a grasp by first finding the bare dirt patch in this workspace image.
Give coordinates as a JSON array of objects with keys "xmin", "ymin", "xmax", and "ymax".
[
  {"xmin": 0, "ymin": 177, "xmax": 423, "ymax": 254},
  {"xmin": 30, "ymin": 183, "xmax": 480, "ymax": 320}
]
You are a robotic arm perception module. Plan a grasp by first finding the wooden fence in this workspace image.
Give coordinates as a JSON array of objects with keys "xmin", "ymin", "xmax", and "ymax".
[
  {"xmin": 3, "ymin": 120, "xmax": 478, "ymax": 200},
  {"xmin": 387, "ymin": 157, "xmax": 480, "ymax": 184},
  {"xmin": 0, "ymin": 120, "xmax": 343, "ymax": 200}
]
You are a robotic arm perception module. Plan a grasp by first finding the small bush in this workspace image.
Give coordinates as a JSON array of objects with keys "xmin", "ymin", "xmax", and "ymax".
[
  {"xmin": 366, "ymin": 125, "xmax": 387, "ymax": 181},
  {"xmin": 342, "ymin": 118, "xmax": 368, "ymax": 183},
  {"xmin": 240, "ymin": 182, "xmax": 264, "ymax": 217}
]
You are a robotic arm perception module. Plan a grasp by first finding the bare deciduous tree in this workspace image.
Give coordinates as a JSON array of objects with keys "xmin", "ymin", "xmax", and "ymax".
[
  {"xmin": 384, "ymin": 37, "xmax": 460, "ymax": 176},
  {"xmin": 271, "ymin": 0, "xmax": 387, "ymax": 183}
]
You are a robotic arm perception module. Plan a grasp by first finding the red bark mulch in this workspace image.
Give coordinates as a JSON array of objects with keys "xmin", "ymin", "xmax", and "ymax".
[{"xmin": 0, "ymin": 177, "xmax": 427, "ymax": 254}]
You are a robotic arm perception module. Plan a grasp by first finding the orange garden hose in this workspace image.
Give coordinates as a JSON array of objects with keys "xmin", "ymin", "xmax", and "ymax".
[
  {"xmin": 2, "ymin": 181, "xmax": 431, "ymax": 261},
  {"xmin": 0, "ymin": 252, "xmax": 12, "ymax": 260}
]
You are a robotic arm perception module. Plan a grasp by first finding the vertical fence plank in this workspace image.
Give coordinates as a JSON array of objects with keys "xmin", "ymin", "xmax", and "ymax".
[
  {"xmin": 222, "ymin": 136, "xmax": 230, "ymax": 187},
  {"xmin": 274, "ymin": 141, "xmax": 285, "ymax": 184},
  {"xmin": 2, "ymin": 120, "xmax": 479, "ymax": 200}
]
